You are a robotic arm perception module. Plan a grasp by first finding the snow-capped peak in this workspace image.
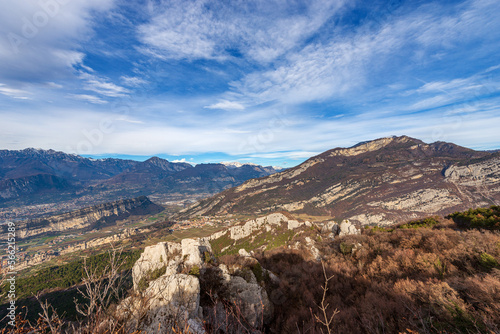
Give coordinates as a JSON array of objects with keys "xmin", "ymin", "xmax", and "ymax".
[{"xmin": 220, "ymin": 161, "xmax": 258, "ymax": 168}]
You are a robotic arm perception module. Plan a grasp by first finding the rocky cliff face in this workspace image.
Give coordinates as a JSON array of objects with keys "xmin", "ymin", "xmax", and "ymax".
[
  {"xmin": 180, "ymin": 136, "xmax": 500, "ymax": 225},
  {"xmin": 13, "ymin": 196, "xmax": 162, "ymax": 239}
]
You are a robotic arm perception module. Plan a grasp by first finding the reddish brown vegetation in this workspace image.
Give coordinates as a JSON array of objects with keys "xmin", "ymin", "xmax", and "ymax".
[{"xmin": 257, "ymin": 224, "xmax": 500, "ymax": 333}]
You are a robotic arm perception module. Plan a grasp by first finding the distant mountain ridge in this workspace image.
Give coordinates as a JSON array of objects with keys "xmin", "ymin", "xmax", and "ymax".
[
  {"xmin": 0, "ymin": 149, "xmax": 281, "ymax": 209},
  {"xmin": 180, "ymin": 136, "xmax": 500, "ymax": 225}
]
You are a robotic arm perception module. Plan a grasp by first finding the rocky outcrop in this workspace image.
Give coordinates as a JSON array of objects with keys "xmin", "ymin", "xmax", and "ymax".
[
  {"xmin": 124, "ymin": 237, "xmax": 274, "ymax": 333},
  {"xmin": 14, "ymin": 196, "xmax": 162, "ymax": 239},
  {"xmin": 132, "ymin": 238, "xmax": 210, "ymax": 290},
  {"xmin": 225, "ymin": 275, "xmax": 273, "ymax": 327},
  {"xmin": 367, "ymin": 188, "xmax": 462, "ymax": 213},
  {"xmin": 142, "ymin": 274, "xmax": 202, "ymax": 333},
  {"xmin": 444, "ymin": 158, "xmax": 500, "ymax": 186},
  {"xmin": 181, "ymin": 238, "xmax": 212, "ymax": 266},
  {"xmin": 339, "ymin": 220, "xmax": 360, "ymax": 236},
  {"xmin": 320, "ymin": 219, "xmax": 359, "ymax": 239},
  {"xmin": 212, "ymin": 213, "xmax": 308, "ymax": 241}
]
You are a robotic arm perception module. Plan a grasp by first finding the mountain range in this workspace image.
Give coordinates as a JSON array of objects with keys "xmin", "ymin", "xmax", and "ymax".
[
  {"xmin": 0, "ymin": 148, "xmax": 281, "ymax": 208},
  {"xmin": 180, "ymin": 136, "xmax": 500, "ymax": 225}
]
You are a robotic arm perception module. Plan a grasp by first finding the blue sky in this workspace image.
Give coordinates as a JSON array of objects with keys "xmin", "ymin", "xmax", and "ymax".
[{"xmin": 0, "ymin": 0, "xmax": 499, "ymax": 167}]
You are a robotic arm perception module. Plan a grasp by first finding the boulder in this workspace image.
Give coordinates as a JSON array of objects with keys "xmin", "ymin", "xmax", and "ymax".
[
  {"xmin": 239, "ymin": 248, "xmax": 252, "ymax": 257},
  {"xmin": 287, "ymin": 219, "xmax": 302, "ymax": 230},
  {"xmin": 339, "ymin": 219, "xmax": 360, "ymax": 236},
  {"xmin": 321, "ymin": 221, "xmax": 339, "ymax": 234}
]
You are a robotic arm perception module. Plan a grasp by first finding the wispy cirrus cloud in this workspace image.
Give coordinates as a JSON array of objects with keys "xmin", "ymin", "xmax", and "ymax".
[
  {"xmin": 229, "ymin": 0, "xmax": 500, "ymax": 107},
  {"xmin": 137, "ymin": 0, "xmax": 346, "ymax": 63},
  {"xmin": 204, "ymin": 100, "xmax": 245, "ymax": 111},
  {"xmin": 1, "ymin": 0, "xmax": 499, "ymax": 167},
  {"xmin": 120, "ymin": 75, "xmax": 147, "ymax": 87},
  {"xmin": 0, "ymin": 83, "xmax": 31, "ymax": 99},
  {"xmin": 69, "ymin": 94, "xmax": 108, "ymax": 104},
  {"xmin": 79, "ymin": 72, "xmax": 130, "ymax": 98}
]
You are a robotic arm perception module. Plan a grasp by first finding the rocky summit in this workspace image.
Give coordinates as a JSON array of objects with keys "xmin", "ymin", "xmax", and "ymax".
[{"xmin": 180, "ymin": 136, "xmax": 500, "ymax": 225}]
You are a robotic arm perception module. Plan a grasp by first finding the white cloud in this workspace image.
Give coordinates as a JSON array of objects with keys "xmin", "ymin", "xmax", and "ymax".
[
  {"xmin": 204, "ymin": 100, "xmax": 245, "ymax": 110},
  {"xmin": 0, "ymin": 0, "xmax": 114, "ymax": 84},
  {"xmin": 171, "ymin": 158, "xmax": 196, "ymax": 165},
  {"xmin": 1, "ymin": 96, "xmax": 499, "ymax": 161},
  {"xmin": 120, "ymin": 75, "xmax": 147, "ymax": 87},
  {"xmin": 404, "ymin": 72, "xmax": 500, "ymax": 111},
  {"xmin": 0, "ymin": 83, "xmax": 31, "ymax": 99},
  {"xmin": 79, "ymin": 72, "xmax": 130, "ymax": 97},
  {"xmin": 137, "ymin": 0, "xmax": 346, "ymax": 62},
  {"xmin": 228, "ymin": 0, "xmax": 500, "ymax": 106},
  {"xmin": 69, "ymin": 94, "xmax": 107, "ymax": 104},
  {"xmin": 46, "ymin": 82, "xmax": 63, "ymax": 89}
]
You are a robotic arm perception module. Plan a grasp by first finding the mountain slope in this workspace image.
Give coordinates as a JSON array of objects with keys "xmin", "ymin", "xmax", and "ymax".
[
  {"xmin": 180, "ymin": 136, "xmax": 500, "ymax": 225},
  {"xmin": 0, "ymin": 149, "xmax": 281, "ymax": 210}
]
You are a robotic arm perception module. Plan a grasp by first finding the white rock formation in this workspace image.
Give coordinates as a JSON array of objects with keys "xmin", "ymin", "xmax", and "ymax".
[
  {"xmin": 349, "ymin": 213, "xmax": 390, "ymax": 226},
  {"xmin": 121, "ymin": 273, "xmax": 205, "ymax": 334},
  {"xmin": 287, "ymin": 219, "xmax": 302, "ymax": 230},
  {"xmin": 339, "ymin": 219, "xmax": 360, "ymax": 236},
  {"xmin": 319, "ymin": 219, "xmax": 359, "ymax": 238},
  {"xmin": 229, "ymin": 213, "xmax": 287, "ymax": 240},
  {"xmin": 321, "ymin": 221, "xmax": 340, "ymax": 234},
  {"xmin": 367, "ymin": 188, "xmax": 462, "ymax": 213},
  {"xmin": 238, "ymin": 248, "xmax": 252, "ymax": 257},
  {"xmin": 145, "ymin": 274, "xmax": 201, "ymax": 319},
  {"xmin": 181, "ymin": 238, "xmax": 212, "ymax": 266},
  {"xmin": 132, "ymin": 242, "xmax": 171, "ymax": 290},
  {"xmin": 125, "ymin": 237, "xmax": 276, "ymax": 332}
]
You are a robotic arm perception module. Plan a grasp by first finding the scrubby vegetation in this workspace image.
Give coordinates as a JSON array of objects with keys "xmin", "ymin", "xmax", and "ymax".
[
  {"xmin": 398, "ymin": 216, "xmax": 441, "ymax": 229},
  {"xmin": 256, "ymin": 218, "xmax": 500, "ymax": 333},
  {"xmin": 137, "ymin": 264, "xmax": 167, "ymax": 292},
  {"xmin": 0, "ymin": 250, "xmax": 140, "ymax": 303},
  {"xmin": 447, "ymin": 205, "xmax": 500, "ymax": 229},
  {"xmin": 0, "ymin": 250, "xmax": 140, "ymax": 326}
]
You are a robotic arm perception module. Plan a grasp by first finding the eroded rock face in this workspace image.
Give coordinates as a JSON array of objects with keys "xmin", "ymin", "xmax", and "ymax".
[
  {"xmin": 120, "ymin": 273, "xmax": 205, "ymax": 334},
  {"xmin": 444, "ymin": 158, "xmax": 500, "ymax": 186},
  {"xmin": 181, "ymin": 238, "xmax": 212, "ymax": 267},
  {"xmin": 145, "ymin": 274, "xmax": 201, "ymax": 320},
  {"xmin": 218, "ymin": 213, "xmax": 306, "ymax": 241},
  {"xmin": 132, "ymin": 238, "xmax": 212, "ymax": 290},
  {"xmin": 132, "ymin": 242, "xmax": 180, "ymax": 291},
  {"xmin": 226, "ymin": 274, "xmax": 274, "ymax": 327},
  {"xmin": 321, "ymin": 221, "xmax": 340, "ymax": 234}
]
